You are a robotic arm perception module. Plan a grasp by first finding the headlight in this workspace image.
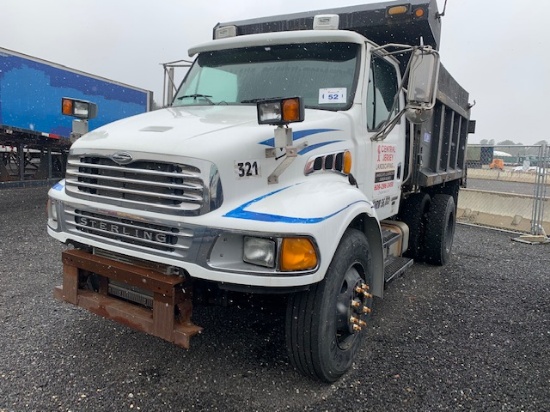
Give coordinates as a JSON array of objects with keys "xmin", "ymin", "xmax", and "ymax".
[
  {"xmin": 47, "ymin": 198, "xmax": 59, "ymax": 230},
  {"xmin": 243, "ymin": 236, "xmax": 276, "ymax": 268}
]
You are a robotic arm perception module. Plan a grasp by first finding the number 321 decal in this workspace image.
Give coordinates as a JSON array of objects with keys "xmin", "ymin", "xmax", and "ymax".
[{"xmin": 235, "ymin": 160, "xmax": 261, "ymax": 178}]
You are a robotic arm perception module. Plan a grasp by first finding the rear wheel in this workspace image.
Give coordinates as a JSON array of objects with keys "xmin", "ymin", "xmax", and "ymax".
[
  {"xmin": 398, "ymin": 193, "xmax": 431, "ymax": 261},
  {"xmin": 285, "ymin": 229, "xmax": 373, "ymax": 382},
  {"xmin": 423, "ymin": 194, "xmax": 456, "ymax": 265}
]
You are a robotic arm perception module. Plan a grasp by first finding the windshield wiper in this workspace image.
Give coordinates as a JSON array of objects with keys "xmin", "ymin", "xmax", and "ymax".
[
  {"xmin": 177, "ymin": 94, "xmax": 214, "ymax": 104},
  {"xmin": 240, "ymin": 97, "xmax": 285, "ymax": 104},
  {"xmin": 240, "ymin": 98, "xmax": 263, "ymax": 104}
]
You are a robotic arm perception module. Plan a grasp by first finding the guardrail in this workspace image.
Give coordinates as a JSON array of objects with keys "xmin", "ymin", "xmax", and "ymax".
[
  {"xmin": 467, "ymin": 168, "xmax": 548, "ymax": 184},
  {"xmin": 458, "ymin": 189, "xmax": 550, "ymax": 234},
  {"xmin": 463, "ymin": 144, "xmax": 549, "ymax": 235}
]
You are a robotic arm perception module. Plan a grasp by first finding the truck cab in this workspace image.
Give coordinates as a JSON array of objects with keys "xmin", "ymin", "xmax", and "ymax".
[{"xmin": 179, "ymin": 28, "xmax": 406, "ymax": 219}]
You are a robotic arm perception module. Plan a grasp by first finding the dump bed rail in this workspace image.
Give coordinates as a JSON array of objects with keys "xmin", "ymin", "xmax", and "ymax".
[{"xmin": 214, "ymin": 0, "xmax": 441, "ymax": 50}]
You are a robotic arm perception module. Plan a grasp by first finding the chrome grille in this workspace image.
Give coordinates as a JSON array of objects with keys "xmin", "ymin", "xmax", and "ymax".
[
  {"xmin": 67, "ymin": 209, "xmax": 193, "ymax": 253},
  {"xmin": 64, "ymin": 152, "xmax": 223, "ymax": 215}
]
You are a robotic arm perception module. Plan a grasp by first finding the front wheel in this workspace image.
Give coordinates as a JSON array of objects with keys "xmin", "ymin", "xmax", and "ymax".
[{"xmin": 285, "ymin": 229, "xmax": 373, "ymax": 382}]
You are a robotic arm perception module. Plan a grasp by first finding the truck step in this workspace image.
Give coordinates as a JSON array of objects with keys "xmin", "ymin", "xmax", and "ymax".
[
  {"xmin": 384, "ymin": 256, "xmax": 414, "ymax": 284},
  {"xmin": 54, "ymin": 249, "xmax": 202, "ymax": 349}
]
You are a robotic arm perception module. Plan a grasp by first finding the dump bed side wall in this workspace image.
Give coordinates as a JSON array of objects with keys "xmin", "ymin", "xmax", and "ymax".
[
  {"xmin": 412, "ymin": 64, "xmax": 470, "ymax": 187},
  {"xmin": 0, "ymin": 47, "xmax": 152, "ymax": 140}
]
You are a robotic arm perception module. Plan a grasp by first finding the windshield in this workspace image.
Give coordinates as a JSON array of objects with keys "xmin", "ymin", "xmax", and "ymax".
[{"xmin": 172, "ymin": 42, "xmax": 360, "ymax": 110}]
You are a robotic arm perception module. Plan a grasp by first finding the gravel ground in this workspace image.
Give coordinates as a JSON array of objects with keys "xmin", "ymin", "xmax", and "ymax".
[{"xmin": 0, "ymin": 186, "xmax": 549, "ymax": 411}]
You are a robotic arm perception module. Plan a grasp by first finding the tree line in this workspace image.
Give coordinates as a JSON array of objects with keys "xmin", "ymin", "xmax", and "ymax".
[{"xmin": 479, "ymin": 139, "xmax": 549, "ymax": 146}]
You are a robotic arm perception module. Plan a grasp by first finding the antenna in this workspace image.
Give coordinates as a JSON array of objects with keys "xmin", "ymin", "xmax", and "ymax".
[{"xmin": 436, "ymin": 0, "xmax": 448, "ymax": 19}]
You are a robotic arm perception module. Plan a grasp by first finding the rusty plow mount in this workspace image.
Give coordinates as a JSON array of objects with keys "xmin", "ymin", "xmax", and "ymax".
[{"xmin": 54, "ymin": 249, "xmax": 202, "ymax": 348}]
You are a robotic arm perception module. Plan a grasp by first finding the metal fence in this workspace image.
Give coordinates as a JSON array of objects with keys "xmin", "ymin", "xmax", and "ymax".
[
  {"xmin": 460, "ymin": 144, "xmax": 549, "ymax": 235},
  {"xmin": 0, "ymin": 144, "xmax": 67, "ymax": 187}
]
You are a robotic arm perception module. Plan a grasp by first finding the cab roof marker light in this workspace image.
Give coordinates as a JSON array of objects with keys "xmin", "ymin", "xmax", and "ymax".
[
  {"xmin": 313, "ymin": 14, "xmax": 339, "ymax": 30},
  {"xmin": 414, "ymin": 7, "xmax": 426, "ymax": 18},
  {"xmin": 387, "ymin": 5, "xmax": 409, "ymax": 16},
  {"xmin": 214, "ymin": 25, "xmax": 237, "ymax": 39}
]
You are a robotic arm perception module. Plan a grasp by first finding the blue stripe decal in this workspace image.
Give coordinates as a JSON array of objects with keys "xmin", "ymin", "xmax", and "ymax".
[
  {"xmin": 259, "ymin": 128, "xmax": 339, "ymax": 147},
  {"xmin": 298, "ymin": 140, "xmax": 343, "ymax": 155},
  {"xmin": 224, "ymin": 186, "xmax": 368, "ymax": 224}
]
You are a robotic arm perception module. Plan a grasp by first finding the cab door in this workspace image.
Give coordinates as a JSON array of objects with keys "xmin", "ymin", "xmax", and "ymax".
[{"xmin": 363, "ymin": 50, "xmax": 406, "ymax": 219}]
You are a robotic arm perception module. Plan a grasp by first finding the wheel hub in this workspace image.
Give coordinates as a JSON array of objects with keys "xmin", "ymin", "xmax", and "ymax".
[{"xmin": 335, "ymin": 268, "xmax": 372, "ymax": 346}]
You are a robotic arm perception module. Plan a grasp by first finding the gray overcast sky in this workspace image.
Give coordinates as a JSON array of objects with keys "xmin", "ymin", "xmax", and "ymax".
[{"xmin": 2, "ymin": 0, "xmax": 550, "ymax": 145}]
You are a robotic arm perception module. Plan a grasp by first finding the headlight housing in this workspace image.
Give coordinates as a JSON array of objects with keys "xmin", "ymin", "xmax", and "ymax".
[
  {"xmin": 210, "ymin": 233, "xmax": 319, "ymax": 274},
  {"xmin": 243, "ymin": 236, "xmax": 318, "ymax": 271}
]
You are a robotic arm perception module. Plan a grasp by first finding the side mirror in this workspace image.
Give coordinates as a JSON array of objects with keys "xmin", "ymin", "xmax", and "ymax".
[{"xmin": 406, "ymin": 47, "xmax": 440, "ymax": 123}]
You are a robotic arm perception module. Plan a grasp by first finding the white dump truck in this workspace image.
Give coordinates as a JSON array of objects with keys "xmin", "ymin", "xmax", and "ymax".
[{"xmin": 47, "ymin": 0, "xmax": 475, "ymax": 382}]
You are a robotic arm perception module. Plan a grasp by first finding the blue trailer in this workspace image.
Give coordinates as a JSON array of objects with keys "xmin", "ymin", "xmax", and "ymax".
[
  {"xmin": 0, "ymin": 46, "xmax": 151, "ymax": 141},
  {"xmin": 0, "ymin": 46, "xmax": 152, "ymax": 183}
]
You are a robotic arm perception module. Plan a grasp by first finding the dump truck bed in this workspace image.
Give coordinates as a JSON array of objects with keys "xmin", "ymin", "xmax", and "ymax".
[
  {"xmin": 410, "ymin": 64, "xmax": 472, "ymax": 188},
  {"xmin": 214, "ymin": 0, "xmax": 441, "ymax": 50}
]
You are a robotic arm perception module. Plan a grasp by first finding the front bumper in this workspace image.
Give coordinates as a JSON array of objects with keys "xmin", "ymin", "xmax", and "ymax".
[{"xmin": 48, "ymin": 195, "xmax": 321, "ymax": 289}]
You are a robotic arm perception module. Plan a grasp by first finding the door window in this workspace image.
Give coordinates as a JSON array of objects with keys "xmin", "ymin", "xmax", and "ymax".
[{"xmin": 366, "ymin": 55, "xmax": 399, "ymax": 131}]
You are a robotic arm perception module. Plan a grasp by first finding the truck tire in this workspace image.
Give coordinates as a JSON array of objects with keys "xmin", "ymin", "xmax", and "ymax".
[
  {"xmin": 423, "ymin": 194, "xmax": 456, "ymax": 265},
  {"xmin": 285, "ymin": 229, "xmax": 373, "ymax": 382},
  {"xmin": 398, "ymin": 193, "xmax": 430, "ymax": 261}
]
